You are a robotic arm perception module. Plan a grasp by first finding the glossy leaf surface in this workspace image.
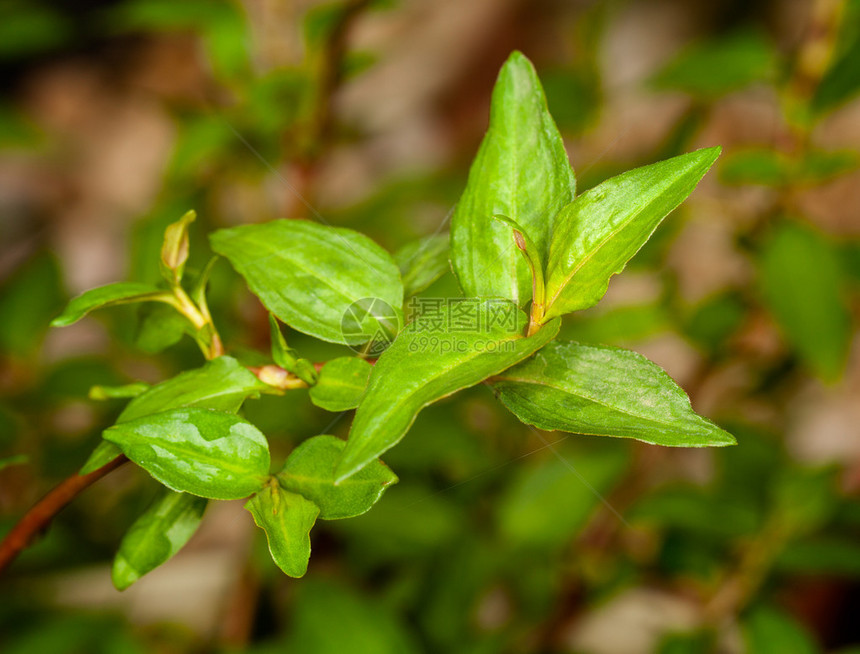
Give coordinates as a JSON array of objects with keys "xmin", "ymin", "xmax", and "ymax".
[
  {"xmin": 395, "ymin": 234, "xmax": 450, "ymax": 297},
  {"xmin": 450, "ymin": 51, "xmax": 575, "ymax": 306},
  {"xmin": 336, "ymin": 302, "xmax": 560, "ymax": 481},
  {"xmin": 493, "ymin": 341, "xmax": 735, "ymax": 447},
  {"xmin": 210, "ymin": 219, "xmax": 403, "ymax": 344},
  {"xmin": 544, "ymin": 147, "xmax": 720, "ymax": 319},
  {"xmin": 245, "ymin": 484, "xmax": 319, "ymax": 577},
  {"xmin": 112, "ymin": 489, "xmax": 207, "ymax": 590},
  {"xmin": 279, "ymin": 435, "xmax": 397, "ymax": 519},
  {"xmin": 51, "ymin": 282, "xmax": 173, "ymax": 327},
  {"xmin": 309, "ymin": 357, "xmax": 372, "ymax": 412},
  {"xmin": 81, "ymin": 356, "xmax": 267, "ymax": 474},
  {"xmin": 104, "ymin": 408, "xmax": 270, "ymax": 500}
]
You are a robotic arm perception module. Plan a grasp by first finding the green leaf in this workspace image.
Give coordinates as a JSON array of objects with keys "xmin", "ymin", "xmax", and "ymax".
[
  {"xmin": 335, "ymin": 301, "xmax": 561, "ymax": 481},
  {"xmin": 279, "ymin": 435, "xmax": 397, "ymax": 519},
  {"xmin": 51, "ymin": 282, "xmax": 175, "ymax": 327},
  {"xmin": 88, "ymin": 383, "xmax": 150, "ymax": 401},
  {"xmin": 651, "ymin": 31, "xmax": 776, "ymax": 99},
  {"xmin": 270, "ymin": 313, "xmax": 299, "ymax": 369},
  {"xmin": 104, "ymin": 408, "xmax": 271, "ymax": 500},
  {"xmin": 498, "ymin": 446, "xmax": 629, "ymax": 548},
  {"xmin": 494, "ymin": 214, "xmax": 546, "ymax": 312},
  {"xmin": 759, "ymin": 222, "xmax": 851, "ymax": 382},
  {"xmin": 395, "ymin": 234, "xmax": 450, "ymax": 297},
  {"xmin": 270, "ymin": 314, "xmax": 317, "ymax": 385},
  {"xmin": 743, "ymin": 606, "xmax": 820, "ymax": 654},
  {"xmin": 210, "ymin": 219, "xmax": 403, "ymax": 345},
  {"xmin": 450, "ymin": 51, "xmax": 575, "ymax": 306},
  {"xmin": 309, "ymin": 357, "xmax": 372, "ymax": 411},
  {"xmin": 81, "ymin": 356, "xmax": 267, "ymax": 474},
  {"xmin": 79, "ymin": 441, "xmax": 122, "ymax": 475},
  {"xmin": 112, "ymin": 489, "xmax": 207, "ymax": 590},
  {"xmin": 120, "ymin": 355, "xmax": 266, "ymax": 421},
  {"xmin": 134, "ymin": 299, "xmax": 189, "ymax": 353},
  {"xmin": 160, "ymin": 209, "xmax": 195, "ymax": 284},
  {"xmin": 544, "ymin": 147, "xmax": 720, "ymax": 319},
  {"xmin": 245, "ymin": 484, "xmax": 319, "ymax": 577},
  {"xmin": 493, "ymin": 341, "xmax": 735, "ymax": 447}
]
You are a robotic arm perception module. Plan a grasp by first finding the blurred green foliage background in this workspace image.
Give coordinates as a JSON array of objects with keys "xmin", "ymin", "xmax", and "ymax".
[{"xmin": 1, "ymin": 0, "xmax": 859, "ymax": 652}]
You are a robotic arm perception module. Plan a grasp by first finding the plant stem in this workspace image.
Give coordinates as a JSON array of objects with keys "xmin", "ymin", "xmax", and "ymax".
[{"xmin": 0, "ymin": 455, "xmax": 128, "ymax": 577}]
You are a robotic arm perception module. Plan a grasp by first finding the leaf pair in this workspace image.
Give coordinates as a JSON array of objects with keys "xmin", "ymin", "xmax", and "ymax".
[
  {"xmin": 336, "ymin": 53, "xmax": 729, "ymax": 481},
  {"xmin": 80, "ymin": 355, "xmax": 268, "ymax": 474},
  {"xmin": 248, "ymin": 435, "xmax": 398, "ymax": 577},
  {"xmin": 108, "ymin": 405, "xmax": 396, "ymax": 581},
  {"xmin": 335, "ymin": 301, "xmax": 560, "ymax": 481},
  {"xmin": 450, "ymin": 51, "xmax": 721, "ymax": 323}
]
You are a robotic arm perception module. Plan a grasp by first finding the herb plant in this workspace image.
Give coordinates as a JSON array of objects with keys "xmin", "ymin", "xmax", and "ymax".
[{"xmin": 0, "ymin": 51, "xmax": 733, "ymax": 587}]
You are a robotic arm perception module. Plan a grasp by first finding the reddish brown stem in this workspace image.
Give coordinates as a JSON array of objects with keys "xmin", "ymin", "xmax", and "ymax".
[{"xmin": 0, "ymin": 455, "xmax": 129, "ymax": 577}]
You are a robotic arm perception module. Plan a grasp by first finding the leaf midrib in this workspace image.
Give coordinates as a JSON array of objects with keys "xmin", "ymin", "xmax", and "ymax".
[
  {"xmin": 547, "ymin": 173, "xmax": 682, "ymax": 308},
  {"xmin": 494, "ymin": 373, "xmax": 701, "ymax": 433},
  {"xmin": 110, "ymin": 432, "xmax": 265, "ymax": 479}
]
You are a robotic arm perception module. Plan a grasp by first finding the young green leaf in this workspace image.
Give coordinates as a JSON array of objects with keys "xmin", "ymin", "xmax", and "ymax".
[
  {"xmin": 210, "ymin": 219, "xmax": 403, "ymax": 345},
  {"xmin": 160, "ymin": 209, "xmax": 195, "ymax": 284},
  {"xmin": 335, "ymin": 301, "xmax": 561, "ymax": 481},
  {"xmin": 134, "ymin": 301, "xmax": 189, "ymax": 353},
  {"xmin": 112, "ymin": 489, "xmax": 207, "ymax": 591},
  {"xmin": 104, "ymin": 408, "xmax": 271, "ymax": 500},
  {"xmin": 80, "ymin": 356, "xmax": 268, "ymax": 474},
  {"xmin": 120, "ymin": 355, "xmax": 267, "ymax": 421},
  {"xmin": 309, "ymin": 357, "xmax": 372, "ymax": 412},
  {"xmin": 270, "ymin": 314, "xmax": 317, "ymax": 385},
  {"xmin": 492, "ymin": 341, "xmax": 735, "ymax": 447},
  {"xmin": 544, "ymin": 147, "xmax": 720, "ymax": 320},
  {"xmin": 395, "ymin": 234, "xmax": 450, "ymax": 297},
  {"xmin": 51, "ymin": 282, "xmax": 175, "ymax": 327},
  {"xmin": 759, "ymin": 222, "xmax": 851, "ymax": 382},
  {"xmin": 450, "ymin": 51, "xmax": 575, "ymax": 306},
  {"xmin": 245, "ymin": 484, "xmax": 319, "ymax": 577},
  {"xmin": 279, "ymin": 435, "xmax": 397, "ymax": 519},
  {"xmin": 494, "ymin": 214, "xmax": 546, "ymax": 324}
]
